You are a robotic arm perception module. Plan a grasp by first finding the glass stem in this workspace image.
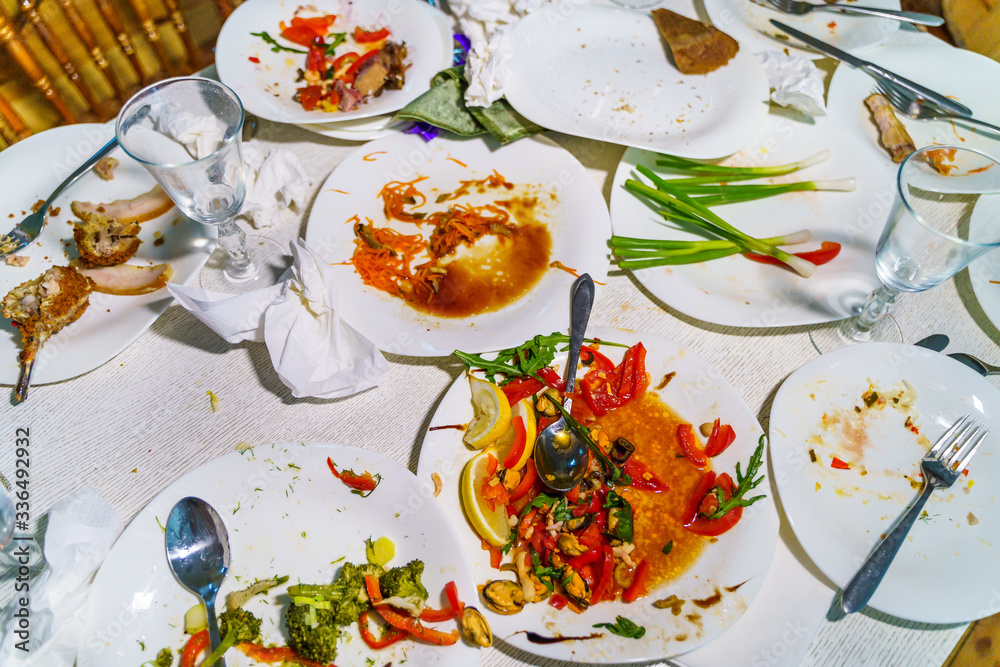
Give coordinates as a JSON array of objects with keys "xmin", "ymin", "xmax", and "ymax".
[
  {"xmin": 216, "ymin": 219, "xmax": 251, "ymax": 272},
  {"xmin": 854, "ymin": 285, "xmax": 899, "ymax": 333}
]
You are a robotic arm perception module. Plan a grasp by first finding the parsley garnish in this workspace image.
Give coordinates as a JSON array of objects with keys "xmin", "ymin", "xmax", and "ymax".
[
  {"xmin": 529, "ymin": 546, "xmax": 562, "ymax": 592},
  {"xmin": 325, "ymin": 32, "xmax": 347, "ymax": 55},
  {"xmin": 603, "ymin": 490, "xmax": 634, "ymax": 542},
  {"xmin": 593, "ymin": 616, "xmax": 646, "ymax": 639},
  {"xmin": 703, "ymin": 436, "xmax": 767, "ymax": 520},
  {"xmin": 251, "ymin": 31, "xmax": 307, "ymax": 54},
  {"xmin": 662, "ymin": 540, "xmax": 673, "ymax": 555}
]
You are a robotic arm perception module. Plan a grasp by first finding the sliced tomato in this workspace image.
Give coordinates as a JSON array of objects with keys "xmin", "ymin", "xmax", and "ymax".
[
  {"xmin": 831, "ymin": 456, "xmax": 851, "ymax": 470},
  {"xmin": 745, "ymin": 241, "xmax": 842, "ymax": 267},
  {"xmin": 567, "ymin": 548, "xmax": 600, "ymax": 571},
  {"xmin": 296, "ymin": 85, "xmax": 324, "ymax": 111},
  {"xmin": 248, "ymin": 56, "xmax": 260, "ymax": 63},
  {"xmin": 704, "ymin": 420, "xmax": 736, "ymax": 457},
  {"xmin": 536, "ymin": 366, "xmax": 566, "ymax": 391},
  {"xmin": 355, "ymin": 26, "xmax": 391, "ymax": 42},
  {"xmin": 685, "ymin": 472, "xmax": 743, "ymax": 536},
  {"xmin": 501, "ymin": 377, "xmax": 543, "ymax": 406},
  {"xmin": 590, "ymin": 546, "xmax": 615, "ymax": 604},
  {"xmin": 677, "ymin": 423, "xmax": 707, "ymax": 468},
  {"xmin": 280, "ymin": 23, "xmax": 320, "ymax": 47},
  {"xmin": 502, "ymin": 417, "xmax": 527, "ymax": 469},
  {"xmin": 481, "ymin": 539, "xmax": 502, "ymax": 569},
  {"xmin": 621, "ymin": 457, "xmax": 669, "ymax": 492},
  {"xmin": 305, "ymin": 42, "xmax": 327, "ymax": 74},
  {"xmin": 580, "ymin": 343, "xmax": 648, "ymax": 416},
  {"xmin": 576, "ymin": 520, "xmax": 603, "ymax": 548},
  {"xmin": 375, "ymin": 606, "xmax": 460, "ymax": 645},
  {"xmin": 548, "ymin": 593, "xmax": 569, "ymax": 610},
  {"xmin": 623, "ymin": 560, "xmax": 650, "ymax": 602},
  {"xmin": 509, "ymin": 459, "xmax": 538, "ymax": 501},
  {"xmin": 359, "ymin": 609, "xmax": 409, "ymax": 649}
]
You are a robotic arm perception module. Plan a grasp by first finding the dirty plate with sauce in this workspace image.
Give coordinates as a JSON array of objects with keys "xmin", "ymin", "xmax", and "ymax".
[
  {"xmin": 417, "ymin": 327, "xmax": 780, "ymax": 662},
  {"xmin": 769, "ymin": 342, "xmax": 1000, "ymax": 623},
  {"xmin": 703, "ymin": 0, "xmax": 900, "ymax": 60},
  {"xmin": 305, "ymin": 133, "xmax": 611, "ymax": 356}
]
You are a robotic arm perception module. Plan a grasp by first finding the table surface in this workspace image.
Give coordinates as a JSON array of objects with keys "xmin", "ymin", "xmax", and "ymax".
[{"xmin": 1, "ymin": 13, "xmax": 998, "ymax": 667}]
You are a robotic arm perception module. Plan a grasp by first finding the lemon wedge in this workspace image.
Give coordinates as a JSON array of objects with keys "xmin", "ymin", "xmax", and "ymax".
[
  {"xmin": 463, "ymin": 376, "xmax": 511, "ymax": 449},
  {"xmin": 460, "ymin": 448, "xmax": 511, "ymax": 547},
  {"xmin": 492, "ymin": 398, "xmax": 537, "ymax": 472}
]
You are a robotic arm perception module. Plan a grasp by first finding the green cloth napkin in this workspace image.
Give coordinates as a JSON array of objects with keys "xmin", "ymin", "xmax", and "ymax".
[{"xmin": 394, "ymin": 67, "xmax": 545, "ymax": 144}]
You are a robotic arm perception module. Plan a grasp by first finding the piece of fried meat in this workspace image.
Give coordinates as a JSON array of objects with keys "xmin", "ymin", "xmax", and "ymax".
[
  {"xmin": 73, "ymin": 211, "xmax": 142, "ymax": 266},
  {"xmin": 652, "ymin": 9, "xmax": 739, "ymax": 75},
  {"xmin": 2, "ymin": 266, "xmax": 93, "ymax": 365}
]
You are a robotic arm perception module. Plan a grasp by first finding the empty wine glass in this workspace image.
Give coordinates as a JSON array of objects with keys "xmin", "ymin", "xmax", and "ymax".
[
  {"xmin": 810, "ymin": 145, "xmax": 1000, "ymax": 351},
  {"xmin": 116, "ymin": 77, "xmax": 274, "ymax": 290}
]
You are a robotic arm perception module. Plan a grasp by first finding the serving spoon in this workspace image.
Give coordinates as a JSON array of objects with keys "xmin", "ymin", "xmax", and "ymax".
[
  {"xmin": 166, "ymin": 497, "xmax": 231, "ymax": 667},
  {"xmin": 534, "ymin": 274, "xmax": 594, "ymax": 492}
]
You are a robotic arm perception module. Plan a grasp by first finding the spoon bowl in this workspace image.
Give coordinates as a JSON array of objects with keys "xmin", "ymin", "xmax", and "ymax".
[
  {"xmin": 534, "ymin": 274, "xmax": 595, "ymax": 492},
  {"xmin": 166, "ymin": 496, "xmax": 231, "ymax": 666}
]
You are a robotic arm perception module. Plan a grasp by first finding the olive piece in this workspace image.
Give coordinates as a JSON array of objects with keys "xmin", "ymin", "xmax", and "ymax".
[
  {"xmin": 563, "ymin": 511, "xmax": 594, "ymax": 532},
  {"xmin": 609, "ymin": 437, "xmax": 635, "ymax": 464},
  {"xmin": 613, "ymin": 561, "xmax": 635, "ymax": 589},
  {"xmin": 460, "ymin": 606, "xmax": 493, "ymax": 647},
  {"xmin": 482, "ymin": 580, "xmax": 526, "ymax": 615},
  {"xmin": 583, "ymin": 471, "xmax": 605, "ymax": 491}
]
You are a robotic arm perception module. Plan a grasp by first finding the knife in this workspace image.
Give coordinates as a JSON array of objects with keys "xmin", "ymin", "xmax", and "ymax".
[
  {"xmin": 913, "ymin": 334, "xmax": 948, "ymax": 352},
  {"xmin": 769, "ymin": 20, "xmax": 973, "ymax": 118}
]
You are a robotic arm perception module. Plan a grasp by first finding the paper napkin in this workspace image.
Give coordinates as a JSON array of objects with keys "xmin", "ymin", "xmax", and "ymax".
[
  {"xmin": 0, "ymin": 487, "xmax": 121, "ymax": 666},
  {"xmin": 756, "ymin": 51, "xmax": 827, "ymax": 117},
  {"xmin": 167, "ymin": 238, "xmax": 388, "ymax": 399}
]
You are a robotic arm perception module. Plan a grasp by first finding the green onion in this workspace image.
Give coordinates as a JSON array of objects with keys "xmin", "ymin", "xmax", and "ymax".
[
  {"xmin": 610, "ymin": 231, "xmax": 811, "ymax": 269},
  {"xmin": 654, "ymin": 150, "xmax": 831, "ymax": 176}
]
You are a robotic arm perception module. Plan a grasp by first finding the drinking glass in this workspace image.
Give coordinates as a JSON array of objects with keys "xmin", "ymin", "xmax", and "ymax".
[
  {"xmin": 810, "ymin": 145, "xmax": 1000, "ymax": 351},
  {"xmin": 116, "ymin": 77, "xmax": 274, "ymax": 290},
  {"xmin": 0, "ymin": 486, "xmax": 15, "ymax": 567}
]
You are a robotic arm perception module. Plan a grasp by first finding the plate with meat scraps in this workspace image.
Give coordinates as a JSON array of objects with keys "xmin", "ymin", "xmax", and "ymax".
[
  {"xmin": 78, "ymin": 442, "xmax": 479, "ymax": 666},
  {"xmin": 215, "ymin": 0, "xmax": 453, "ymax": 125},
  {"xmin": 304, "ymin": 132, "xmax": 610, "ymax": 357},
  {"xmin": 502, "ymin": 5, "xmax": 769, "ymax": 159},
  {"xmin": 769, "ymin": 342, "xmax": 1000, "ymax": 623},
  {"xmin": 0, "ymin": 123, "xmax": 213, "ymax": 387},
  {"xmin": 826, "ymin": 45, "xmax": 1000, "ymax": 170},
  {"xmin": 703, "ymin": 0, "xmax": 900, "ymax": 60},
  {"xmin": 417, "ymin": 326, "xmax": 780, "ymax": 662},
  {"xmin": 609, "ymin": 112, "xmax": 891, "ymax": 328}
]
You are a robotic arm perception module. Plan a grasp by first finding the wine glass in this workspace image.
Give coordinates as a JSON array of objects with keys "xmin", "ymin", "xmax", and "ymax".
[
  {"xmin": 116, "ymin": 77, "xmax": 276, "ymax": 291},
  {"xmin": 810, "ymin": 145, "xmax": 1000, "ymax": 352}
]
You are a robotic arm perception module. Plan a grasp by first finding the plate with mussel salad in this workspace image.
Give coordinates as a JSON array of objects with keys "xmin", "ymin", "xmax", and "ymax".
[{"xmin": 418, "ymin": 327, "xmax": 780, "ymax": 662}]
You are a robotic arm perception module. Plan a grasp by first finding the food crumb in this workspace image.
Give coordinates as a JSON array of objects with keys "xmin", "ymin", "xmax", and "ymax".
[
  {"xmin": 656, "ymin": 372, "xmax": 676, "ymax": 390},
  {"xmin": 207, "ymin": 390, "xmax": 220, "ymax": 412},
  {"xmin": 94, "ymin": 157, "xmax": 119, "ymax": 180},
  {"xmin": 30, "ymin": 199, "xmax": 44, "ymax": 213},
  {"xmin": 432, "ymin": 472, "xmax": 442, "ymax": 497},
  {"xmin": 49, "ymin": 207, "xmax": 60, "ymax": 216},
  {"xmin": 130, "ymin": 468, "xmax": 137, "ymax": 473},
  {"xmin": 968, "ymin": 512, "xmax": 979, "ymax": 526},
  {"xmin": 5, "ymin": 255, "xmax": 29, "ymax": 267},
  {"xmin": 815, "ymin": 482, "xmax": 821, "ymax": 491}
]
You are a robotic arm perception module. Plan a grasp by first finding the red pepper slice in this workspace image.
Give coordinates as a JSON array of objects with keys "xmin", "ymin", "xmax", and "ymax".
[
  {"xmin": 580, "ymin": 345, "xmax": 615, "ymax": 372},
  {"xmin": 683, "ymin": 471, "xmax": 717, "ymax": 527},
  {"xmin": 704, "ymin": 420, "xmax": 737, "ymax": 457},
  {"xmin": 280, "ymin": 24, "xmax": 321, "ymax": 47},
  {"xmin": 292, "ymin": 15, "xmax": 336, "ymax": 35},
  {"xmin": 502, "ymin": 417, "xmax": 527, "ymax": 469},
  {"xmin": 248, "ymin": 56, "xmax": 260, "ymax": 63},
  {"xmin": 509, "ymin": 459, "xmax": 537, "ymax": 501},
  {"xmin": 623, "ymin": 560, "xmax": 650, "ymax": 602},
  {"xmin": 677, "ymin": 423, "xmax": 707, "ymax": 468},
  {"xmin": 419, "ymin": 605, "xmax": 458, "ymax": 623},
  {"xmin": 296, "ymin": 85, "xmax": 324, "ymax": 111},
  {"xmin": 501, "ymin": 377, "xmax": 543, "ymax": 406},
  {"xmin": 306, "ymin": 42, "xmax": 328, "ymax": 74},
  {"xmin": 567, "ymin": 547, "xmax": 600, "ymax": 571},
  {"xmin": 745, "ymin": 241, "xmax": 842, "ymax": 268},
  {"xmin": 375, "ymin": 606, "xmax": 460, "ymax": 645},
  {"xmin": 180, "ymin": 630, "xmax": 208, "ymax": 667},
  {"xmin": 445, "ymin": 581, "xmax": 464, "ymax": 613},
  {"xmin": 359, "ymin": 609, "xmax": 409, "ymax": 649},
  {"xmin": 332, "ymin": 51, "xmax": 359, "ymax": 71},
  {"xmin": 482, "ymin": 538, "xmax": 502, "ymax": 569},
  {"xmin": 831, "ymin": 456, "xmax": 851, "ymax": 470},
  {"xmin": 518, "ymin": 508, "xmax": 539, "ymax": 539},
  {"xmin": 236, "ymin": 643, "xmax": 330, "ymax": 666},
  {"xmin": 365, "ymin": 574, "xmax": 382, "ymax": 601},
  {"xmin": 576, "ymin": 521, "xmax": 603, "ymax": 548},
  {"xmin": 580, "ymin": 343, "xmax": 648, "ymax": 416},
  {"xmin": 548, "ymin": 593, "xmax": 569, "ymax": 610},
  {"xmin": 579, "ymin": 563, "xmax": 596, "ymax": 589},
  {"xmin": 355, "ymin": 26, "xmax": 391, "ymax": 42},
  {"xmin": 342, "ymin": 49, "xmax": 380, "ymax": 84},
  {"xmin": 685, "ymin": 472, "xmax": 744, "ymax": 536},
  {"xmin": 327, "ymin": 457, "xmax": 379, "ymax": 494},
  {"xmin": 536, "ymin": 366, "xmax": 566, "ymax": 391},
  {"xmin": 621, "ymin": 457, "xmax": 669, "ymax": 492},
  {"xmin": 590, "ymin": 546, "xmax": 615, "ymax": 604}
]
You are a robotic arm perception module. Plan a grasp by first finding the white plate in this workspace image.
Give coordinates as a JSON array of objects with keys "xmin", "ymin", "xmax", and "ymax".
[
  {"xmin": 0, "ymin": 124, "xmax": 213, "ymax": 386},
  {"xmin": 78, "ymin": 443, "xmax": 479, "ymax": 667},
  {"xmin": 703, "ymin": 0, "xmax": 899, "ymax": 59},
  {"xmin": 769, "ymin": 343, "xmax": 1000, "ymax": 623},
  {"xmin": 296, "ymin": 113, "xmax": 408, "ymax": 141},
  {"xmin": 503, "ymin": 5, "xmax": 769, "ymax": 159},
  {"xmin": 304, "ymin": 132, "xmax": 611, "ymax": 357},
  {"xmin": 827, "ymin": 45, "xmax": 1000, "ymax": 169},
  {"xmin": 216, "ymin": 0, "xmax": 453, "ymax": 125},
  {"xmin": 417, "ymin": 327, "xmax": 780, "ymax": 663},
  {"xmin": 609, "ymin": 113, "xmax": 891, "ymax": 328}
]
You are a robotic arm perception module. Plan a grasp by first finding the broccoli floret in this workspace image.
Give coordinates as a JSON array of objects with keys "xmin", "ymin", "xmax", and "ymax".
[
  {"xmin": 285, "ymin": 597, "xmax": 340, "ymax": 664},
  {"xmin": 287, "ymin": 562, "xmax": 382, "ymax": 627},
  {"xmin": 201, "ymin": 608, "xmax": 262, "ymax": 666},
  {"xmin": 147, "ymin": 647, "xmax": 173, "ymax": 667},
  {"xmin": 379, "ymin": 560, "xmax": 428, "ymax": 601}
]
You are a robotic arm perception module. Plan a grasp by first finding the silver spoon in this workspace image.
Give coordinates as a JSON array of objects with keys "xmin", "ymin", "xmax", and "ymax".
[
  {"xmin": 166, "ymin": 497, "xmax": 231, "ymax": 667},
  {"xmin": 534, "ymin": 274, "xmax": 595, "ymax": 492},
  {"xmin": 949, "ymin": 352, "xmax": 1000, "ymax": 376}
]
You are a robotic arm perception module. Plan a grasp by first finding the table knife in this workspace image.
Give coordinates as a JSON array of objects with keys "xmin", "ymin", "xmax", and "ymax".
[
  {"xmin": 769, "ymin": 20, "xmax": 973, "ymax": 118},
  {"xmin": 913, "ymin": 334, "xmax": 948, "ymax": 352}
]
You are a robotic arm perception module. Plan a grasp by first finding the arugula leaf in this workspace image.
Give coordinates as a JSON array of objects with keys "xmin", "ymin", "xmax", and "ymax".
[
  {"xmin": 662, "ymin": 540, "xmax": 673, "ymax": 555},
  {"xmin": 703, "ymin": 436, "xmax": 767, "ymax": 520},
  {"xmin": 324, "ymin": 32, "xmax": 347, "ymax": 55},
  {"xmin": 454, "ymin": 332, "xmax": 625, "ymax": 385},
  {"xmin": 603, "ymin": 490, "xmax": 634, "ymax": 542},
  {"xmin": 593, "ymin": 616, "xmax": 646, "ymax": 639},
  {"xmin": 529, "ymin": 546, "xmax": 562, "ymax": 592},
  {"xmin": 250, "ymin": 31, "xmax": 307, "ymax": 54},
  {"xmin": 551, "ymin": 497, "xmax": 575, "ymax": 523},
  {"xmin": 501, "ymin": 493, "xmax": 560, "ymax": 554}
]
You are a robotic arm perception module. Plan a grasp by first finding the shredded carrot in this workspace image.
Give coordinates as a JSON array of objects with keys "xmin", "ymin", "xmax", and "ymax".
[
  {"xmin": 440, "ymin": 170, "xmax": 515, "ymax": 201},
  {"xmin": 364, "ymin": 151, "xmax": 387, "ymax": 161},
  {"xmin": 970, "ymin": 164, "xmax": 995, "ymax": 174},
  {"xmin": 426, "ymin": 204, "xmax": 513, "ymax": 257},
  {"xmin": 550, "ymin": 260, "xmax": 580, "ymax": 277},
  {"xmin": 924, "ymin": 148, "xmax": 958, "ymax": 175},
  {"xmin": 325, "ymin": 188, "xmax": 351, "ymax": 194},
  {"xmin": 379, "ymin": 177, "xmax": 429, "ymax": 223},
  {"xmin": 447, "ymin": 157, "xmax": 468, "ymax": 168},
  {"xmin": 350, "ymin": 219, "xmax": 428, "ymax": 296}
]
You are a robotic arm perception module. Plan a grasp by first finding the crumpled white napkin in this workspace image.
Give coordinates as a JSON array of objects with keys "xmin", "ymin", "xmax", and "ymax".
[
  {"xmin": 450, "ymin": 0, "xmax": 555, "ymax": 106},
  {"xmin": 756, "ymin": 51, "xmax": 827, "ymax": 117},
  {"xmin": 147, "ymin": 103, "xmax": 312, "ymax": 228},
  {"xmin": 167, "ymin": 238, "xmax": 388, "ymax": 399},
  {"xmin": 0, "ymin": 487, "xmax": 121, "ymax": 667}
]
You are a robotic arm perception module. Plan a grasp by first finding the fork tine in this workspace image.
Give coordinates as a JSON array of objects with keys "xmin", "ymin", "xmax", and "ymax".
[
  {"xmin": 945, "ymin": 422, "xmax": 984, "ymax": 465},
  {"xmin": 929, "ymin": 414, "xmax": 970, "ymax": 457},
  {"xmin": 952, "ymin": 426, "xmax": 990, "ymax": 473}
]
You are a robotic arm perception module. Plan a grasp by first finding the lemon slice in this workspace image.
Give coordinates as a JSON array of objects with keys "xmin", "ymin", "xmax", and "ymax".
[
  {"xmin": 492, "ymin": 398, "xmax": 537, "ymax": 472},
  {"xmin": 463, "ymin": 376, "xmax": 511, "ymax": 449},
  {"xmin": 460, "ymin": 448, "xmax": 511, "ymax": 547}
]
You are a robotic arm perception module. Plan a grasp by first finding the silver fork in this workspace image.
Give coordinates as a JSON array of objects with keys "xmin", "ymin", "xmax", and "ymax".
[
  {"xmin": 874, "ymin": 81, "xmax": 1000, "ymax": 137},
  {"xmin": 0, "ymin": 137, "xmax": 118, "ymax": 260},
  {"xmin": 840, "ymin": 415, "xmax": 989, "ymax": 613},
  {"xmin": 763, "ymin": 0, "xmax": 944, "ymax": 26}
]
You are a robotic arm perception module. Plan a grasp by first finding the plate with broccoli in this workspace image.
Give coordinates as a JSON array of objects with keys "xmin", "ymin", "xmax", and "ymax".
[{"xmin": 78, "ymin": 443, "xmax": 480, "ymax": 666}]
